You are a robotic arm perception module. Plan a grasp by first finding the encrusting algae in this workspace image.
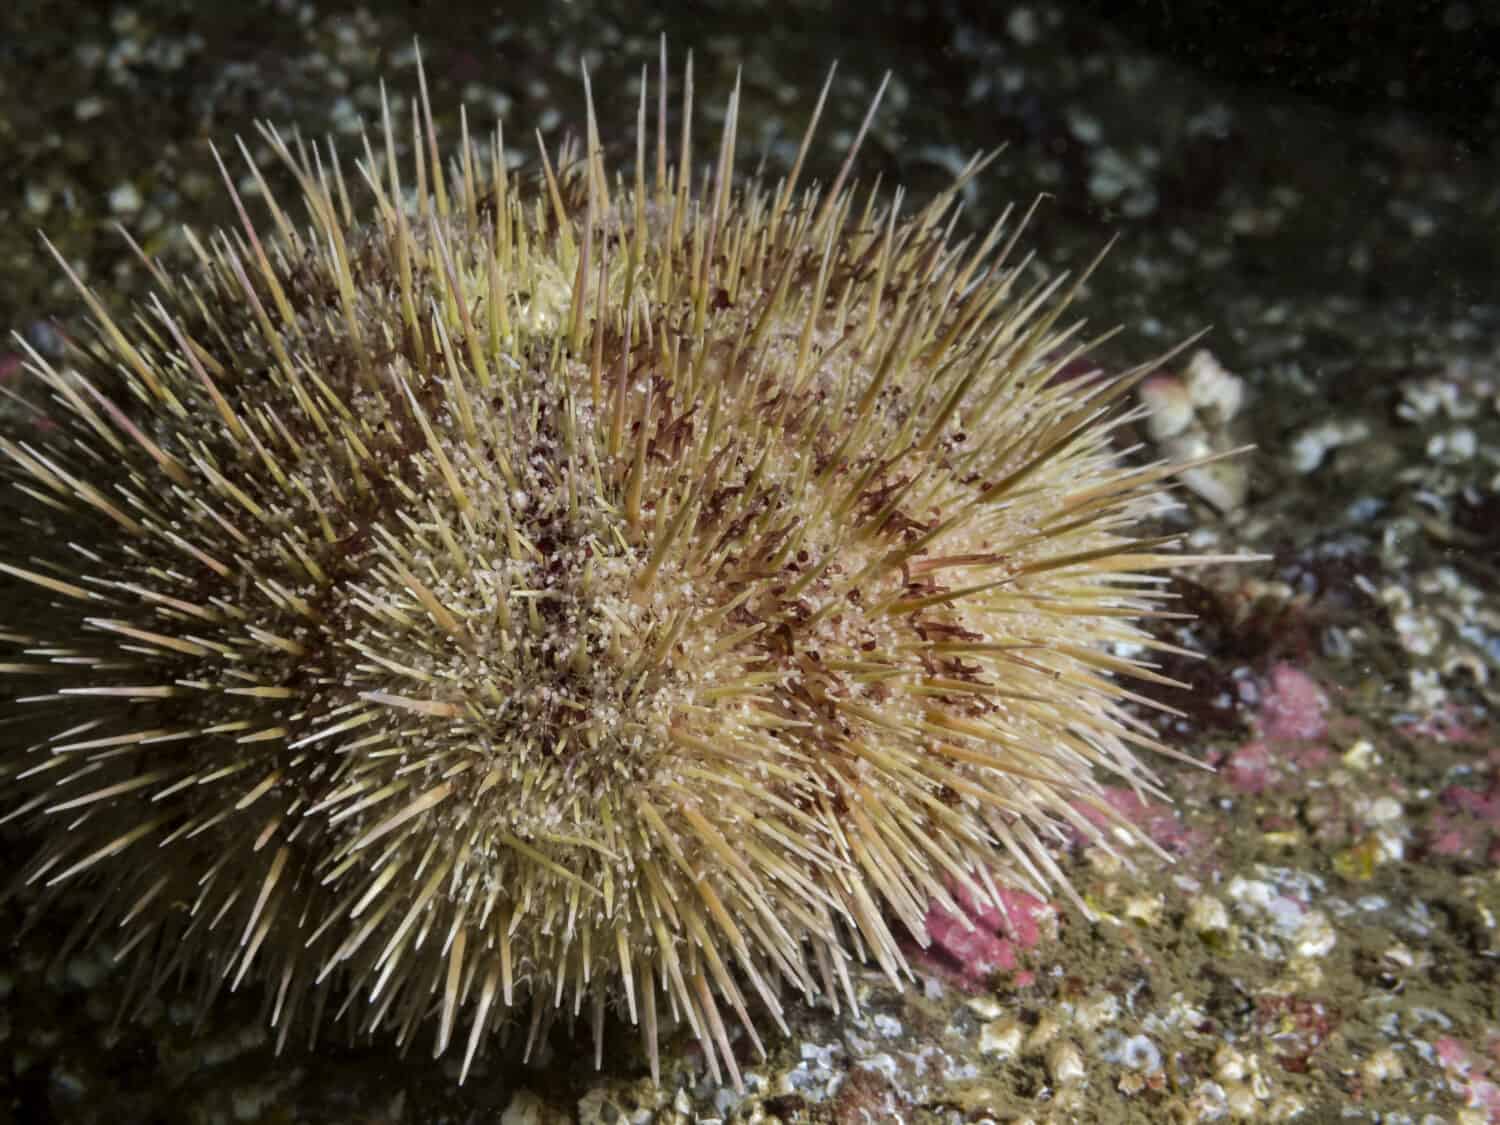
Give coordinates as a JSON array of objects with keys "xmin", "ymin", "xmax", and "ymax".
[{"xmin": 0, "ymin": 43, "xmax": 1249, "ymax": 1088}]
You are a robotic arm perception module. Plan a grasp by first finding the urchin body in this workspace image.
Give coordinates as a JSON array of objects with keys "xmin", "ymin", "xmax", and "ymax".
[{"xmin": 1, "ymin": 51, "xmax": 1218, "ymax": 1086}]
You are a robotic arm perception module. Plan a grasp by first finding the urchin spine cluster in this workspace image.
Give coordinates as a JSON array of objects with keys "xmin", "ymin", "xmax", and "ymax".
[{"xmin": 1, "ymin": 45, "xmax": 1240, "ymax": 1087}]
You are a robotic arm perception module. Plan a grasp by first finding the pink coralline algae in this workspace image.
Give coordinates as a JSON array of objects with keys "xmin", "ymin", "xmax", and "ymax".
[
  {"xmin": 1434, "ymin": 1036, "xmax": 1500, "ymax": 1121},
  {"xmin": 1257, "ymin": 662, "xmax": 1330, "ymax": 743},
  {"xmin": 1224, "ymin": 741, "xmax": 1275, "ymax": 795},
  {"xmin": 1216, "ymin": 662, "xmax": 1337, "ymax": 796},
  {"xmin": 1425, "ymin": 759, "xmax": 1500, "ymax": 865},
  {"xmin": 1399, "ymin": 702, "xmax": 1487, "ymax": 745},
  {"xmin": 1078, "ymin": 787, "xmax": 1204, "ymax": 858},
  {"xmin": 911, "ymin": 879, "xmax": 1057, "ymax": 990}
]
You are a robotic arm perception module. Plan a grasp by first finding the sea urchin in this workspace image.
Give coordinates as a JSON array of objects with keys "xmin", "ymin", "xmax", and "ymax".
[{"xmin": 1, "ymin": 46, "xmax": 1241, "ymax": 1087}]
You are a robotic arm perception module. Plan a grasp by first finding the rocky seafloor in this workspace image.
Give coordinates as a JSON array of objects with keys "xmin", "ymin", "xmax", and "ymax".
[{"xmin": 1, "ymin": 1, "xmax": 1498, "ymax": 1121}]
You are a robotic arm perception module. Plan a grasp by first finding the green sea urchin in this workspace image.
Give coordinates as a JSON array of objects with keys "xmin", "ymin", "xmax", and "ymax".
[{"xmin": 1, "ymin": 47, "xmax": 1239, "ymax": 1087}]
